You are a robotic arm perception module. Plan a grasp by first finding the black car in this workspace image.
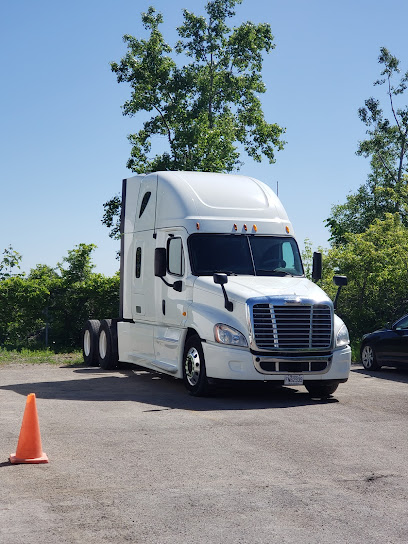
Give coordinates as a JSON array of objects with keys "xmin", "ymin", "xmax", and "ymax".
[{"xmin": 361, "ymin": 314, "xmax": 408, "ymax": 370}]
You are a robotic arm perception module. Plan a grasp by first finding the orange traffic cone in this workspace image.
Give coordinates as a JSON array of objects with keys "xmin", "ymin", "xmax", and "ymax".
[{"xmin": 10, "ymin": 393, "xmax": 49, "ymax": 464}]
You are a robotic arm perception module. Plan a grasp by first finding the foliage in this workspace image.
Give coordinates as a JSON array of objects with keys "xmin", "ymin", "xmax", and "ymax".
[
  {"xmin": 0, "ymin": 244, "xmax": 120, "ymax": 351},
  {"xmin": 327, "ymin": 48, "xmax": 408, "ymax": 245},
  {"xmin": 0, "ymin": 245, "xmax": 23, "ymax": 280},
  {"xmin": 104, "ymin": 0, "xmax": 285, "ymax": 238},
  {"xmin": 102, "ymin": 195, "xmax": 122, "ymax": 240},
  {"xmin": 319, "ymin": 214, "xmax": 408, "ymax": 342},
  {"xmin": 301, "ymin": 239, "xmax": 313, "ymax": 280},
  {"xmin": 301, "ymin": 238, "xmax": 326, "ymax": 280}
]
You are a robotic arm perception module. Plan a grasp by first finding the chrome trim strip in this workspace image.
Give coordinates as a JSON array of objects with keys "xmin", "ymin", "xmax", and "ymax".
[
  {"xmin": 253, "ymin": 354, "xmax": 332, "ymax": 375},
  {"xmin": 255, "ymin": 355, "xmax": 331, "ymax": 363}
]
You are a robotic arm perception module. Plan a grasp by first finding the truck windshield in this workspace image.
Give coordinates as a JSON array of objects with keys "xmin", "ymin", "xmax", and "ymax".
[{"xmin": 188, "ymin": 234, "xmax": 304, "ymax": 277}]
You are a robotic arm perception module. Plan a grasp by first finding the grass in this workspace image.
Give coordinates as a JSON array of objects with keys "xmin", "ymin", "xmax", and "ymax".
[{"xmin": 0, "ymin": 349, "xmax": 84, "ymax": 366}]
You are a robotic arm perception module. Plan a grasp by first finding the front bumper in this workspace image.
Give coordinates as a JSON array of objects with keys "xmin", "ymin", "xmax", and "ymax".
[{"xmin": 203, "ymin": 342, "xmax": 351, "ymax": 382}]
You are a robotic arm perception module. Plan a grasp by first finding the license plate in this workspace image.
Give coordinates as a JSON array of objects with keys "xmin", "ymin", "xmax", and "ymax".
[{"xmin": 284, "ymin": 375, "xmax": 304, "ymax": 386}]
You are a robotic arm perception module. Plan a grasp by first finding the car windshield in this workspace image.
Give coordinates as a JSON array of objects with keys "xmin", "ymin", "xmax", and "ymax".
[{"xmin": 188, "ymin": 234, "xmax": 304, "ymax": 277}]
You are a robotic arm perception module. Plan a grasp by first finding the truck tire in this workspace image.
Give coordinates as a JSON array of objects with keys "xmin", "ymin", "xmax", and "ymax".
[
  {"xmin": 182, "ymin": 335, "xmax": 210, "ymax": 396},
  {"xmin": 98, "ymin": 319, "xmax": 119, "ymax": 370},
  {"xmin": 305, "ymin": 382, "xmax": 339, "ymax": 399},
  {"xmin": 82, "ymin": 320, "xmax": 100, "ymax": 366}
]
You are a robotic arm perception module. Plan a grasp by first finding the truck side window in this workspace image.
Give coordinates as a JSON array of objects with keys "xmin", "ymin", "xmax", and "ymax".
[
  {"xmin": 282, "ymin": 241, "xmax": 294, "ymax": 268},
  {"xmin": 135, "ymin": 247, "xmax": 142, "ymax": 278},
  {"xmin": 139, "ymin": 192, "xmax": 151, "ymax": 218},
  {"xmin": 167, "ymin": 238, "xmax": 185, "ymax": 276}
]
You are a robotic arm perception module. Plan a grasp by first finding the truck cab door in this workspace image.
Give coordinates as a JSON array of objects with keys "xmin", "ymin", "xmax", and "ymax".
[
  {"xmin": 157, "ymin": 232, "xmax": 190, "ymax": 326},
  {"xmin": 153, "ymin": 230, "xmax": 192, "ymax": 372}
]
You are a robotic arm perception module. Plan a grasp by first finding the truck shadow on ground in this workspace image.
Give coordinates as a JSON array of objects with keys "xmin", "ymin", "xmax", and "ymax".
[
  {"xmin": 0, "ymin": 365, "xmax": 338, "ymax": 410},
  {"xmin": 352, "ymin": 365, "xmax": 408, "ymax": 384}
]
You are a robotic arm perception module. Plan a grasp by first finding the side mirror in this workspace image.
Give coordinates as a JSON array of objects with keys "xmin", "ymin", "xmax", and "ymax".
[
  {"xmin": 173, "ymin": 280, "xmax": 183, "ymax": 292},
  {"xmin": 312, "ymin": 252, "xmax": 322, "ymax": 281},
  {"xmin": 333, "ymin": 275, "xmax": 348, "ymax": 310},
  {"xmin": 213, "ymin": 273, "xmax": 228, "ymax": 286},
  {"xmin": 154, "ymin": 248, "xmax": 167, "ymax": 277},
  {"xmin": 213, "ymin": 273, "xmax": 233, "ymax": 312},
  {"xmin": 333, "ymin": 275, "xmax": 348, "ymax": 287}
]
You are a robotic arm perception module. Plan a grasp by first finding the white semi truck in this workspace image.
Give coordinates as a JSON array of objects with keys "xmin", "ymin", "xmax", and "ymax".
[{"xmin": 83, "ymin": 171, "xmax": 351, "ymax": 397}]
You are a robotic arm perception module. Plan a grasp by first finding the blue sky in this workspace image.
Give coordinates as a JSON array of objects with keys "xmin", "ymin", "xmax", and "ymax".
[{"xmin": 1, "ymin": 0, "xmax": 407, "ymax": 276}]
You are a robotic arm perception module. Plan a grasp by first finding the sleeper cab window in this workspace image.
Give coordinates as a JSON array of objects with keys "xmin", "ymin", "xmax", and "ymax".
[
  {"xmin": 167, "ymin": 238, "xmax": 185, "ymax": 277},
  {"xmin": 139, "ymin": 192, "xmax": 151, "ymax": 218},
  {"xmin": 135, "ymin": 247, "xmax": 142, "ymax": 278}
]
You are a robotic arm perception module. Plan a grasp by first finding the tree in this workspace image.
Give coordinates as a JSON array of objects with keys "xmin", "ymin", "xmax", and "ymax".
[
  {"xmin": 327, "ymin": 48, "xmax": 408, "ymax": 245},
  {"xmin": 103, "ymin": 0, "xmax": 285, "ymax": 238},
  {"xmin": 0, "ymin": 245, "xmax": 23, "ymax": 280},
  {"xmin": 320, "ymin": 214, "xmax": 408, "ymax": 342}
]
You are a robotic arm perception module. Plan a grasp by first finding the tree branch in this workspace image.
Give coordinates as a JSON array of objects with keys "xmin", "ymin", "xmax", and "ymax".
[
  {"xmin": 153, "ymin": 104, "xmax": 173, "ymax": 145},
  {"xmin": 374, "ymin": 134, "xmax": 398, "ymax": 184},
  {"xmin": 387, "ymin": 73, "xmax": 403, "ymax": 134},
  {"xmin": 397, "ymin": 141, "xmax": 406, "ymax": 184}
]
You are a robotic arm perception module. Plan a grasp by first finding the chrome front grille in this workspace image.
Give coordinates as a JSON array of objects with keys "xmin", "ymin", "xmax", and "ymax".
[{"xmin": 252, "ymin": 303, "xmax": 332, "ymax": 350}]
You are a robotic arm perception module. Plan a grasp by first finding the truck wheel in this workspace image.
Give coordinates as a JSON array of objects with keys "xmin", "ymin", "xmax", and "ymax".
[
  {"xmin": 361, "ymin": 344, "xmax": 381, "ymax": 370},
  {"xmin": 182, "ymin": 335, "xmax": 210, "ymax": 396},
  {"xmin": 98, "ymin": 319, "xmax": 119, "ymax": 370},
  {"xmin": 305, "ymin": 383, "xmax": 339, "ymax": 399},
  {"xmin": 83, "ymin": 320, "xmax": 100, "ymax": 366}
]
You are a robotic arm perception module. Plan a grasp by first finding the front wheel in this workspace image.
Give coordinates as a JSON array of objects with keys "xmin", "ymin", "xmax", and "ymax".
[
  {"xmin": 305, "ymin": 382, "xmax": 339, "ymax": 399},
  {"xmin": 361, "ymin": 344, "xmax": 381, "ymax": 370},
  {"xmin": 182, "ymin": 335, "xmax": 210, "ymax": 396}
]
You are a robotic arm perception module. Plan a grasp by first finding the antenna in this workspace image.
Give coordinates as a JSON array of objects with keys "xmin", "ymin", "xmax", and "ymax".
[{"xmin": 276, "ymin": 180, "xmax": 279, "ymax": 196}]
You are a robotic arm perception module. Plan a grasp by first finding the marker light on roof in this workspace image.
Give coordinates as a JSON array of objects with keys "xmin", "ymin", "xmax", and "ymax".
[{"xmin": 286, "ymin": 226, "xmax": 290, "ymax": 233}]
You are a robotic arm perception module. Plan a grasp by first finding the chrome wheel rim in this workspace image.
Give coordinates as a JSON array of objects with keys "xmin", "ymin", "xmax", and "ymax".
[
  {"xmin": 99, "ymin": 330, "xmax": 108, "ymax": 360},
  {"xmin": 362, "ymin": 345, "xmax": 374, "ymax": 368},
  {"xmin": 84, "ymin": 330, "xmax": 91, "ymax": 357},
  {"xmin": 185, "ymin": 347, "xmax": 201, "ymax": 387}
]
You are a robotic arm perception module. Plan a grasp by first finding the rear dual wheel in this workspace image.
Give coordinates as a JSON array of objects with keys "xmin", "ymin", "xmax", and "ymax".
[
  {"xmin": 82, "ymin": 320, "xmax": 100, "ymax": 366},
  {"xmin": 82, "ymin": 319, "xmax": 118, "ymax": 369},
  {"xmin": 98, "ymin": 319, "xmax": 119, "ymax": 370}
]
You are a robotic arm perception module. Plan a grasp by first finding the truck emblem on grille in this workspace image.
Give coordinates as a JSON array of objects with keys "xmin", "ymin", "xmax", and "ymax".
[{"xmin": 284, "ymin": 297, "xmax": 301, "ymax": 304}]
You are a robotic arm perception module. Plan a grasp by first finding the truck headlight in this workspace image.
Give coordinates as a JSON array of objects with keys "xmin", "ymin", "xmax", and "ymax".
[
  {"xmin": 336, "ymin": 324, "xmax": 350, "ymax": 347},
  {"xmin": 214, "ymin": 324, "xmax": 248, "ymax": 347}
]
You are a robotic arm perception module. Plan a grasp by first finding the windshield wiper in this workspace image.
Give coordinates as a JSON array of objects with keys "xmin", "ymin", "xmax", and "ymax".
[
  {"xmin": 256, "ymin": 269, "xmax": 293, "ymax": 276},
  {"xmin": 213, "ymin": 270, "xmax": 238, "ymax": 276}
]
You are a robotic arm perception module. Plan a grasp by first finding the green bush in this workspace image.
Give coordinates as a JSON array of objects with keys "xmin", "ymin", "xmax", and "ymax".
[{"xmin": 0, "ymin": 244, "xmax": 119, "ymax": 351}]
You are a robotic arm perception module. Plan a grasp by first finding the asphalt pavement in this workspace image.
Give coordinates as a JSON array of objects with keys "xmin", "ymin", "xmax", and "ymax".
[{"xmin": 1, "ymin": 362, "xmax": 407, "ymax": 544}]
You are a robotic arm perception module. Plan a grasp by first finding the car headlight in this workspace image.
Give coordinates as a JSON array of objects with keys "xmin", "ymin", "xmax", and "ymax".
[
  {"xmin": 214, "ymin": 324, "xmax": 248, "ymax": 347},
  {"xmin": 336, "ymin": 323, "xmax": 350, "ymax": 347}
]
